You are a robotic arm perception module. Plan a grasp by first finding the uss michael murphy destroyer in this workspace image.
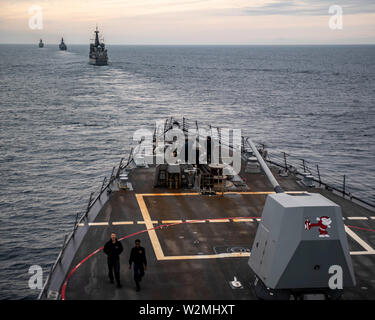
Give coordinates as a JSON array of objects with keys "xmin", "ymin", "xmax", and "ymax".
[{"xmin": 39, "ymin": 117, "xmax": 375, "ymax": 300}]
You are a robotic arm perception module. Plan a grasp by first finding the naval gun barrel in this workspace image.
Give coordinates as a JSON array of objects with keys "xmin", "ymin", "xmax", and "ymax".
[{"xmin": 247, "ymin": 139, "xmax": 284, "ymax": 194}]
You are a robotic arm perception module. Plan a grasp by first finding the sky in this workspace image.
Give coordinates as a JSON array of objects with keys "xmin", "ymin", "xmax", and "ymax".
[{"xmin": 0, "ymin": 0, "xmax": 374, "ymax": 44}]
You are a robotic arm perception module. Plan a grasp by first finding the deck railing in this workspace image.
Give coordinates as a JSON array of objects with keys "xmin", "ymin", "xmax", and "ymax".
[{"xmin": 261, "ymin": 148, "xmax": 375, "ymax": 210}]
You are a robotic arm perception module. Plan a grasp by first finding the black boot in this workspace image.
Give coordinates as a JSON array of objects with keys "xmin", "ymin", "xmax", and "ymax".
[{"xmin": 136, "ymin": 281, "xmax": 140, "ymax": 292}]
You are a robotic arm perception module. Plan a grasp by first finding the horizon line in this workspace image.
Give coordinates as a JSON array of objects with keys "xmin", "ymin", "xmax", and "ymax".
[{"xmin": 1, "ymin": 43, "xmax": 375, "ymax": 46}]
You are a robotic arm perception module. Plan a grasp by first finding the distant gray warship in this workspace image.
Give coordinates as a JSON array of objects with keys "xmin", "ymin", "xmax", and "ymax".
[
  {"xmin": 59, "ymin": 38, "xmax": 67, "ymax": 51},
  {"xmin": 89, "ymin": 27, "xmax": 108, "ymax": 66},
  {"xmin": 39, "ymin": 39, "xmax": 44, "ymax": 48}
]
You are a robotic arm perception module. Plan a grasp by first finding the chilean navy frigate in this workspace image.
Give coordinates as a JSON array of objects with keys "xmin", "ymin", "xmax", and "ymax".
[
  {"xmin": 89, "ymin": 27, "xmax": 108, "ymax": 66},
  {"xmin": 59, "ymin": 37, "xmax": 67, "ymax": 51}
]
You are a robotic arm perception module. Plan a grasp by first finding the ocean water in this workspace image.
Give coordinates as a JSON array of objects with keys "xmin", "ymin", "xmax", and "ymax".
[{"xmin": 0, "ymin": 44, "xmax": 374, "ymax": 299}]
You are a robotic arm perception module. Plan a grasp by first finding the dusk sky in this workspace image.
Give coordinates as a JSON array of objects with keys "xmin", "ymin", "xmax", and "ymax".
[{"xmin": 0, "ymin": 0, "xmax": 374, "ymax": 44}]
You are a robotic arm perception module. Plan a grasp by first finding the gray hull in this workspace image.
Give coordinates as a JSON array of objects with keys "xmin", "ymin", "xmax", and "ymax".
[{"xmin": 89, "ymin": 57, "xmax": 108, "ymax": 66}]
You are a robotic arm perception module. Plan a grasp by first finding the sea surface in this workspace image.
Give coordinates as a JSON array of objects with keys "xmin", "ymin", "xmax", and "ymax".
[{"xmin": 0, "ymin": 44, "xmax": 374, "ymax": 299}]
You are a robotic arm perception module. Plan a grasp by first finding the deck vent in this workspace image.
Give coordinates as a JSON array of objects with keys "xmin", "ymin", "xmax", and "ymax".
[
  {"xmin": 134, "ymin": 155, "xmax": 148, "ymax": 168},
  {"xmin": 245, "ymin": 157, "xmax": 261, "ymax": 174},
  {"xmin": 300, "ymin": 172, "xmax": 315, "ymax": 187}
]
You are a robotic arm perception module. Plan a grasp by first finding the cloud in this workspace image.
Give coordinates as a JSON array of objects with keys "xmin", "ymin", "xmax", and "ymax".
[{"xmin": 240, "ymin": 0, "xmax": 375, "ymax": 16}]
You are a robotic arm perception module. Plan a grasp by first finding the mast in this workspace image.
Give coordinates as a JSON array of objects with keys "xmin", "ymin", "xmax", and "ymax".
[{"xmin": 94, "ymin": 25, "xmax": 100, "ymax": 46}]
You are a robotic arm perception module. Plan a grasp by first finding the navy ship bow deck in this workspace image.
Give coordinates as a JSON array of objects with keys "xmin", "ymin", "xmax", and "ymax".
[{"xmin": 39, "ymin": 118, "xmax": 375, "ymax": 300}]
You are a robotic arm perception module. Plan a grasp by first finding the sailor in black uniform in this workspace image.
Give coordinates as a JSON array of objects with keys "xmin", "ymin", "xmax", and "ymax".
[
  {"xmin": 129, "ymin": 239, "xmax": 147, "ymax": 291},
  {"xmin": 103, "ymin": 232, "xmax": 123, "ymax": 288}
]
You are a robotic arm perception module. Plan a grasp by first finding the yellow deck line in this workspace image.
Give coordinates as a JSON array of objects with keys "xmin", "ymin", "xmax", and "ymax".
[
  {"xmin": 162, "ymin": 220, "xmax": 183, "ymax": 224},
  {"xmin": 88, "ymin": 222, "xmax": 108, "ymax": 226},
  {"xmin": 139, "ymin": 193, "xmax": 200, "ymax": 197},
  {"xmin": 210, "ymin": 219, "xmax": 230, "ymax": 223},
  {"xmin": 135, "ymin": 194, "xmax": 165, "ymax": 260}
]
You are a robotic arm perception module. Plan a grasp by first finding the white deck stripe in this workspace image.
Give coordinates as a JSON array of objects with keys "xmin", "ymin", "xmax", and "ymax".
[
  {"xmin": 345, "ymin": 226, "xmax": 374, "ymax": 252},
  {"xmin": 233, "ymin": 218, "xmax": 254, "ymax": 222},
  {"xmin": 210, "ymin": 219, "xmax": 230, "ymax": 223},
  {"xmin": 112, "ymin": 221, "xmax": 134, "ymax": 225},
  {"xmin": 78, "ymin": 224, "xmax": 375, "ymax": 256},
  {"xmin": 161, "ymin": 252, "xmax": 251, "ymax": 260},
  {"xmin": 79, "ymin": 217, "xmax": 373, "ymax": 228},
  {"xmin": 137, "ymin": 221, "xmax": 158, "ymax": 224},
  {"xmin": 88, "ymin": 222, "xmax": 108, "ymax": 226},
  {"xmin": 350, "ymin": 251, "xmax": 375, "ymax": 255}
]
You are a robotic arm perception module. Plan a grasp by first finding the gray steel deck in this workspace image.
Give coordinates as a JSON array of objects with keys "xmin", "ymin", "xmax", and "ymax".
[{"xmin": 63, "ymin": 164, "xmax": 375, "ymax": 300}]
